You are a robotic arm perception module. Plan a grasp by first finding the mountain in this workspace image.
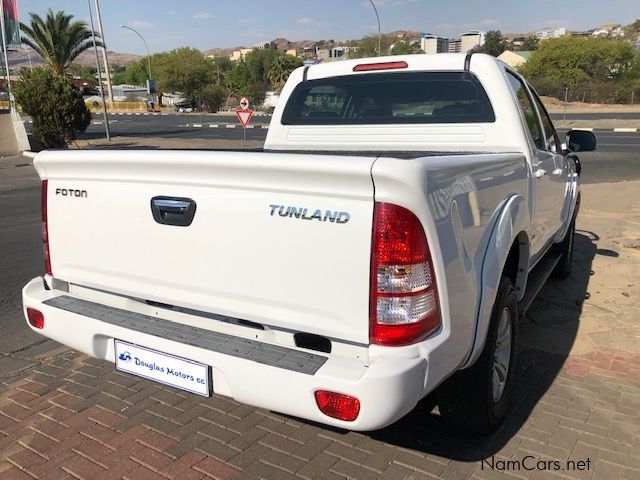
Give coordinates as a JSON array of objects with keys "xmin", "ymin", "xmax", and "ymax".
[
  {"xmin": 74, "ymin": 50, "xmax": 142, "ymax": 66},
  {"xmin": 6, "ymin": 48, "xmax": 141, "ymax": 70}
]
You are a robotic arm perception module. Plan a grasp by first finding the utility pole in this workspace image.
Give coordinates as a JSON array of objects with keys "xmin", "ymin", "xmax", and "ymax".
[
  {"xmin": 0, "ymin": 0, "xmax": 12, "ymax": 108},
  {"xmin": 87, "ymin": 0, "xmax": 110, "ymax": 140},
  {"xmin": 562, "ymin": 86, "xmax": 569, "ymax": 121},
  {"xmin": 367, "ymin": 0, "xmax": 381, "ymax": 56},
  {"xmin": 120, "ymin": 25, "xmax": 154, "ymax": 106},
  {"xmin": 94, "ymin": 0, "xmax": 114, "ymax": 109}
]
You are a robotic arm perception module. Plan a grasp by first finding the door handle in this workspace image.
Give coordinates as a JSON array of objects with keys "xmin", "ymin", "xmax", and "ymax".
[
  {"xmin": 151, "ymin": 196, "xmax": 197, "ymax": 226},
  {"xmin": 534, "ymin": 169, "xmax": 547, "ymax": 178},
  {"xmin": 552, "ymin": 168, "xmax": 563, "ymax": 176}
]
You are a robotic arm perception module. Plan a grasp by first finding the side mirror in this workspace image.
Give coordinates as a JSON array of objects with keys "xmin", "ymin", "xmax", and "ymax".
[{"xmin": 565, "ymin": 130, "xmax": 596, "ymax": 152}]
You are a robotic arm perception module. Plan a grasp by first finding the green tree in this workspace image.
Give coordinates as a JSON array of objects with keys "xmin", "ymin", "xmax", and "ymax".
[
  {"xmin": 20, "ymin": 9, "xmax": 100, "ymax": 75},
  {"xmin": 268, "ymin": 54, "xmax": 302, "ymax": 92},
  {"xmin": 244, "ymin": 48, "xmax": 282, "ymax": 85},
  {"xmin": 519, "ymin": 36, "xmax": 637, "ymax": 88},
  {"xmin": 349, "ymin": 35, "xmax": 394, "ymax": 58},
  {"xmin": 519, "ymin": 36, "xmax": 539, "ymax": 51},
  {"xmin": 211, "ymin": 57, "xmax": 234, "ymax": 86},
  {"xmin": 390, "ymin": 41, "xmax": 421, "ymax": 55},
  {"xmin": 154, "ymin": 48, "xmax": 215, "ymax": 101},
  {"xmin": 112, "ymin": 59, "xmax": 150, "ymax": 85},
  {"xmin": 474, "ymin": 30, "xmax": 507, "ymax": 57},
  {"xmin": 624, "ymin": 19, "xmax": 640, "ymax": 40},
  {"xmin": 198, "ymin": 84, "xmax": 226, "ymax": 112},
  {"xmin": 14, "ymin": 67, "xmax": 91, "ymax": 147},
  {"xmin": 67, "ymin": 63, "xmax": 96, "ymax": 81}
]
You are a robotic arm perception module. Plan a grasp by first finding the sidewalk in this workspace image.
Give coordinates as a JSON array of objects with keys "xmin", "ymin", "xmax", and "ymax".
[{"xmin": 1, "ymin": 180, "xmax": 639, "ymax": 480}]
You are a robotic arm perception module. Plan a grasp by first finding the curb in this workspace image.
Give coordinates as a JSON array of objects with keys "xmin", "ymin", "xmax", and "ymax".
[
  {"xmin": 181, "ymin": 124, "xmax": 636, "ymax": 133},
  {"xmin": 185, "ymin": 124, "xmax": 269, "ymax": 129},
  {"xmin": 557, "ymin": 127, "xmax": 638, "ymax": 133},
  {"xmin": 10, "ymin": 110, "xmax": 31, "ymax": 152}
]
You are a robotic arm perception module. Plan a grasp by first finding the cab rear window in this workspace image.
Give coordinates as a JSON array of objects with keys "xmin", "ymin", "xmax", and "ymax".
[{"xmin": 281, "ymin": 71, "xmax": 495, "ymax": 125}]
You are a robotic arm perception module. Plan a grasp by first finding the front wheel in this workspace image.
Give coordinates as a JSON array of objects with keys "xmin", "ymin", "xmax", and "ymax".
[{"xmin": 437, "ymin": 276, "xmax": 518, "ymax": 434}]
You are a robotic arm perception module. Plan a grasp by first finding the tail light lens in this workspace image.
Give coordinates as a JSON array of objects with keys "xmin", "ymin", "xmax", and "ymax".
[
  {"xmin": 315, "ymin": 390, "xmax": 360, "ymax": 421},
  {"xmin": 370, "ymin": 203, "xmax": 440, "ymax": 346},
  {"xmin": 41, "ymin": 180, "xmax": 52, "ymax": 275},
  {"xmin": 27, "ymin": 308, "xmax": 45, "ymax": 329}
]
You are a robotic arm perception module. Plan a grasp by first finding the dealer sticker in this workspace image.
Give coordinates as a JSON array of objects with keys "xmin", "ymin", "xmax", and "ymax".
[{"xmin": 114, "ymin": 340, "xmax": 211, "ymax": 396}]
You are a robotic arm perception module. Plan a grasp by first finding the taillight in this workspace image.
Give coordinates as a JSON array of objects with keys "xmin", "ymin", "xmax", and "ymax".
[
  {"xmin": 353, "ymin": 61, "xmax": 408, "ymax": 72},
  {"xmin": 370, "ymin": 203, "xmax": 440, "ymax": 346},
  {"xmin": 27, "ymin": 308, "xmax": 45, "ymax": 329},
  {"xmin": 41, "ymin": 180, "xmax": 52, "ymax": 275},
  {"xmin": 315, "ymin": 390, "xmax": 360, "ymax": 421}
]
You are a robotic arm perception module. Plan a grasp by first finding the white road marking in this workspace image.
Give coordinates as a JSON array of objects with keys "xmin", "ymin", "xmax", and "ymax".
[
  {"xmin": 209, "ymin": 124, "xmax": 218, "ymax": 128},
  {"xmin": 192, "ymin": 124, "xmax": 202, "ymax": 128},
  {"xmin": 226, "ymin": 124, "xmax": 236, "ymax": 128},
  {"xmin": 613, "ymin": 128, "xmax": 637, "ymax": 133}
]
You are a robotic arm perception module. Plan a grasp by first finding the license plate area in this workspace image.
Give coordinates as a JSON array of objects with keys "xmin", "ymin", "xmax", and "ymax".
[{"xmin": 114, "ymin": 340, "xmax": 212, "ymax": 397}]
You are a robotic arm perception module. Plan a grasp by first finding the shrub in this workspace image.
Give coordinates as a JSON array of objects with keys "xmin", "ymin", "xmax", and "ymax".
[
  {"xmin": 14, "ymin": 67, "xmax": 91, "ymax": 147},
  {"xmin": 198, "ymin": 84, "xmax": 226, "ymax": 112}
]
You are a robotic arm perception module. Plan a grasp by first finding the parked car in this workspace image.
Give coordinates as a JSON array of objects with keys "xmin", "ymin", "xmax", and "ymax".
[
  {"xmin": 174, "ymin": 101, "xmax": 196, "ymax": 113},
  {"xmin": 23, "ymin": 53, "xmax": 595, "ymax": 433}
]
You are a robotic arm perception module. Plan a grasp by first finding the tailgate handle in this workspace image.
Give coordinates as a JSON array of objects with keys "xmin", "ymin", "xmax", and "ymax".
[{"xmin": 151, "ymin": 197, "xmax": 197, "ymax": 226}]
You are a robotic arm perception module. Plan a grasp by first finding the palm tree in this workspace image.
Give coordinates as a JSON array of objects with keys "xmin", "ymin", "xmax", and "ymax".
[
  {"xmin": 20, "ymin": 9, "xmax": 100, "ymax": 75},
  {"xmin": 268, "ymin": 56, "xmax": 299, "ymax": 92}
]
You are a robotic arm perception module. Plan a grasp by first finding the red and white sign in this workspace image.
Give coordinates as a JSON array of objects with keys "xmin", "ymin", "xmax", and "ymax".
[
  {"xmin": 239, "ymin": 97, "xmax": 250, "ymax": 109},
  {"xmin": 235, "ymin": 108, "xmax": 254, "ymax": 127}
]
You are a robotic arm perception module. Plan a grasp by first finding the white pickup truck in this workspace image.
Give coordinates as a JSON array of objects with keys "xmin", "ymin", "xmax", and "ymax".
[{"xmin": 23, "ymin": 53, "xmax": 596, "ymax": 433}]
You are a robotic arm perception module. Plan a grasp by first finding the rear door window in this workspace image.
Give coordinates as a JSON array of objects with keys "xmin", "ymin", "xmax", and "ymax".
[
  {"xmin": 282, "ymin": 71, "xmax": 495, "ymax": 125},
  {"xmin": 506, "ymin": 71, "xmax": 544, "ymax": 149}
]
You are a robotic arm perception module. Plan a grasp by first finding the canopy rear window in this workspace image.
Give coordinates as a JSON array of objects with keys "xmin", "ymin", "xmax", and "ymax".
[{"xmin": 281, "ymin": 71, "xmax": 495, "ymax": 125}]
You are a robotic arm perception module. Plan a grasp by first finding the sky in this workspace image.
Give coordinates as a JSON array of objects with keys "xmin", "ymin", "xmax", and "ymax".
[{"xmin": 15, "ymin": 0, "xmax": 640, "ymax": 54}]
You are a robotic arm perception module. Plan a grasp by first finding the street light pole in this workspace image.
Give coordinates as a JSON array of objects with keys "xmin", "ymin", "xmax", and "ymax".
[
  {"xmin": 120, "ymin": 25, "xmax": 154, "ymax": 104},
  {"xmin": 367, "ymin": 0, "xmax": 381, "ymax": 56},
  {"xmin": 87, "ymin": 0, "xmax": 110, "ymax": 140},
  {"xmin": 94, "ymin": 0, "xmax": 114, "ymax": 109}
]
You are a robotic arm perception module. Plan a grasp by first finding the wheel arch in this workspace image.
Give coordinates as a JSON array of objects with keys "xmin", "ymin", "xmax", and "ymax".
[{"xmin": 461, "ymin": 194, "xmax": 529, "ymax": 369}]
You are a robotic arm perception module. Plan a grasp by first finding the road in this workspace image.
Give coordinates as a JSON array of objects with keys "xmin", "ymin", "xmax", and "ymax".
[
  {"xmin": 550, "ymin": 112, "xmax": 640, "ymax": 120},
  {"xmin": 61, "ymin": 114, "xmax": 640, "ymax": 185}
]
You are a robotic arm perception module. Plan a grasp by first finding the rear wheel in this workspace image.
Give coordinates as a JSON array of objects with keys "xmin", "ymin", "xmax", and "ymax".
[{"xmin": 437, "ymin": 276, "xmax": 518, "ymax": 434}]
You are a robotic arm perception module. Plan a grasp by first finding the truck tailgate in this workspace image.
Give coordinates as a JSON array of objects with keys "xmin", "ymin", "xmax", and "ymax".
[{"xmin": 35, "ymin": 150, "xmax": 376, "ymax": 344}]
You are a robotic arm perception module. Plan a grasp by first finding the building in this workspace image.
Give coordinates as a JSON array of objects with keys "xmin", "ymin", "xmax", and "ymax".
[
  {"xmin": 315, "ymin": 46, "xmax": 350, "ymax": 62},
  {"xmin": 229, "ymin": 48, "xmax": 253, "ymax": 62},
  {"xmin": 497, "ymin": 50, "xmax": 533, "ymax": 68},
  {"xmin": 460, "ymin": 30, "xmax": 486, "ymax": 53},
  {"xmin": 420, "ymin": 34, "xmax": 449, "ymax": 54},
  {"xmin": 535, "ymin": 27, "xmax": 567, "ymax": 40},
  {"xmin": 285, "ymin": 49, "xmax": 298, "ymax": 57},
  {"xmin": 448, "ymin": 39, "xmax": 462, "ymax": 53}
]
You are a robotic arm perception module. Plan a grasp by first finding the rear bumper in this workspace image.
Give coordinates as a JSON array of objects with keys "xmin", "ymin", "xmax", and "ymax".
[{"xmin": 22, "ymin": 277, "xmax": 427, "ymax": 431}]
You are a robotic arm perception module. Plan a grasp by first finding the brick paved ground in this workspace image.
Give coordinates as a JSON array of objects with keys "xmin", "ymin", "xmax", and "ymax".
[{"xmin": 1, "ymin": 182, "xmax": 639, "ymax": 480}]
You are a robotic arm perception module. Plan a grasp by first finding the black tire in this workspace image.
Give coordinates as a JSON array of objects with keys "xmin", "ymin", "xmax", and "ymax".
[
  {"xmin": 437, "ymin": 276, "xmax": 518, "ymax": 434},
  {"xmin": 552, "ymin": 217, "xmax": 575, "ymax": 279}
]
